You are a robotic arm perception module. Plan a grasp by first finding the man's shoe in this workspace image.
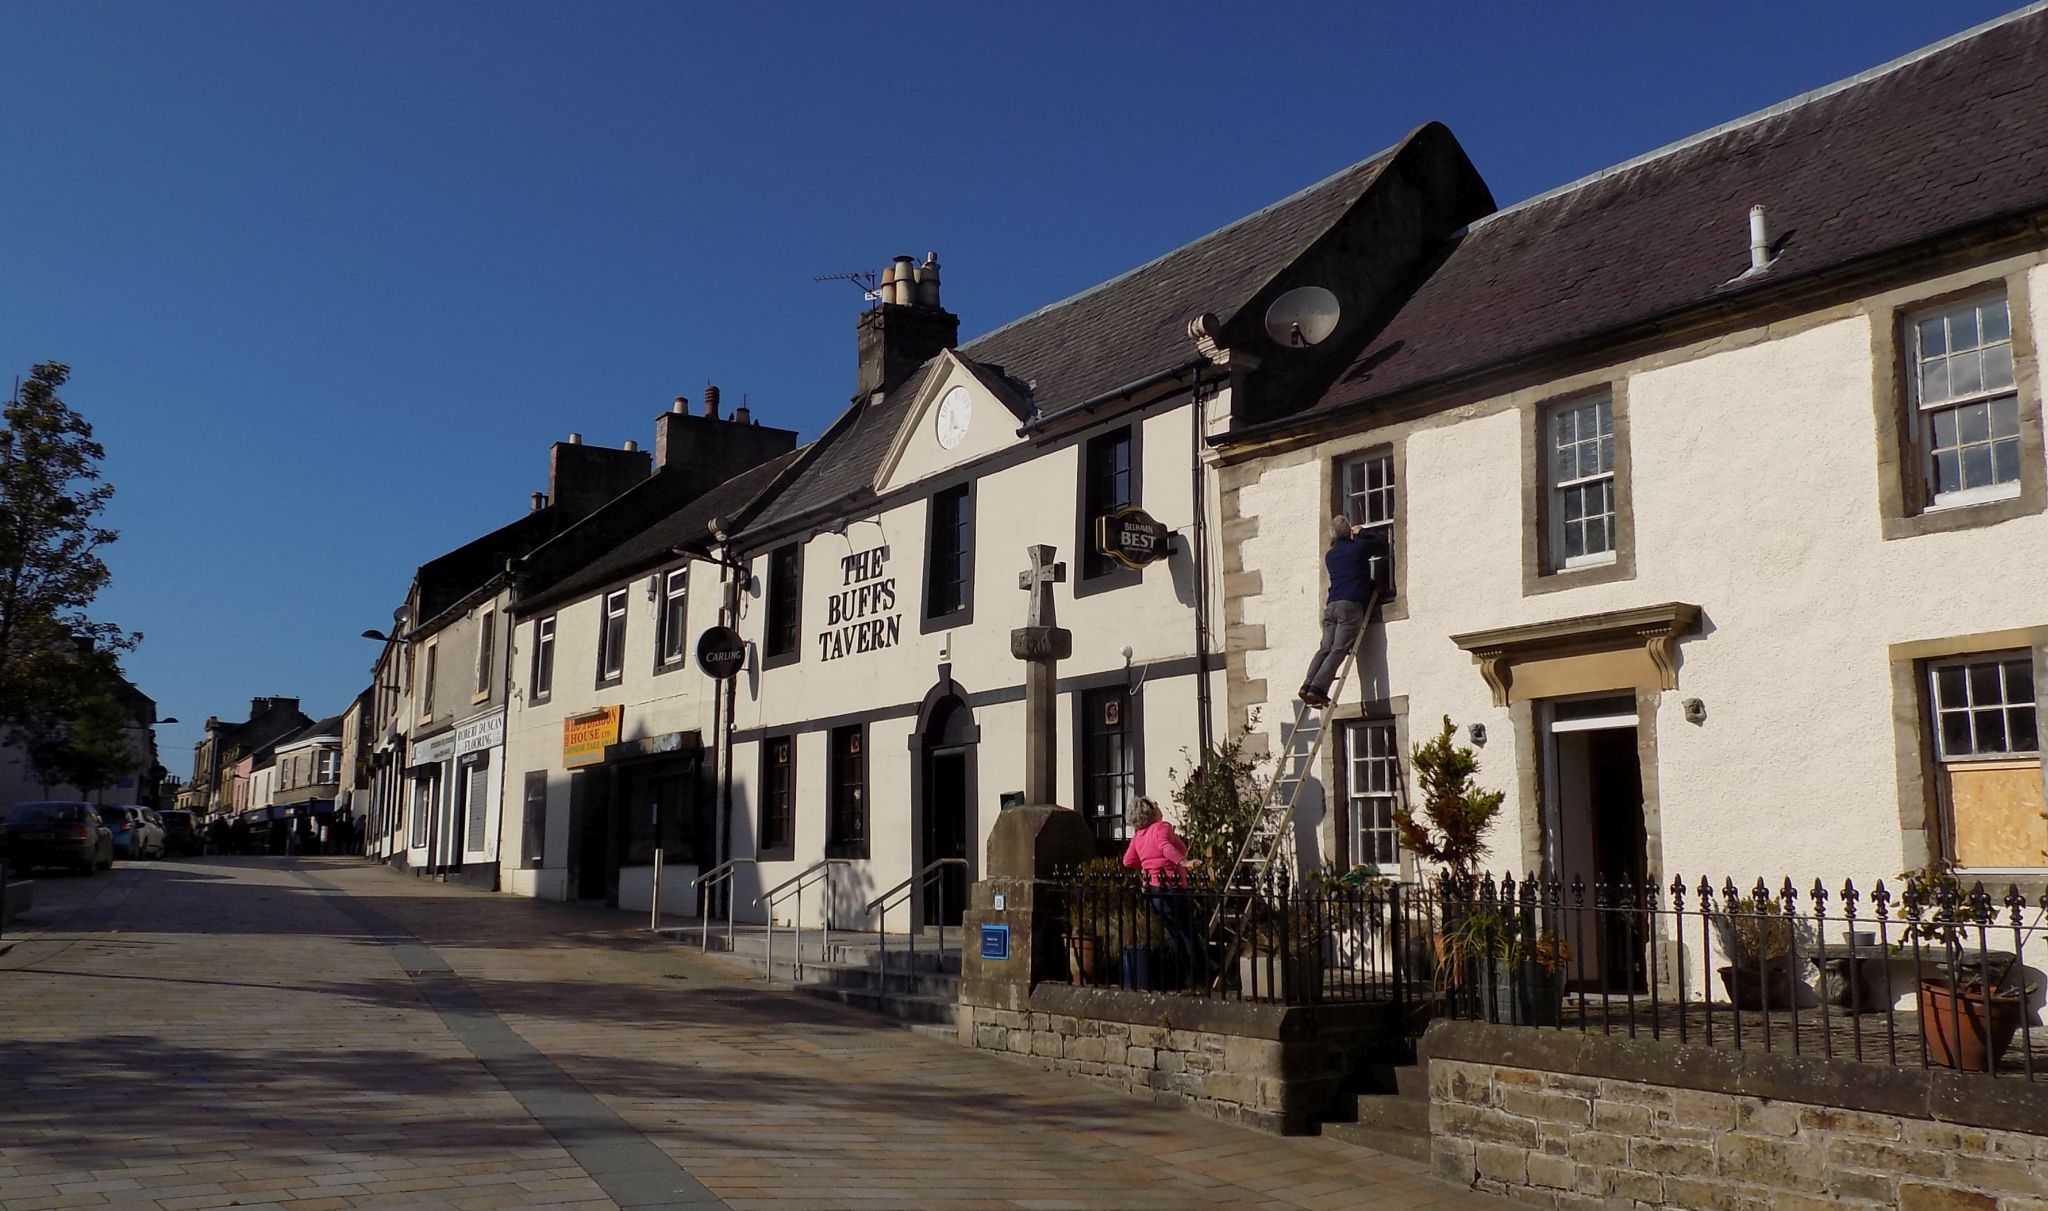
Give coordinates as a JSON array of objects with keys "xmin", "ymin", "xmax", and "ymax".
[{"xmin": 1299, "ymin": 687, "xmax": 1330, "ymax": 708}]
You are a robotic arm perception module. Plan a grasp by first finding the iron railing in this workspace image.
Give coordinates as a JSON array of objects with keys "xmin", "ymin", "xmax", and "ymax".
[
  {"xmin": 865, "ymin": 857, "xmax": 968, "ymax": 979},
  {"xmin": 1050, "ymin": 864, "xmax": 1427, "ymax": 1008},
  {"xmin": 690, "ymin": 858, "xmax": 755, "ymax": 953},
  {"xmin": 1432, "ymin": 872, "xmax": 2047, "ymax": 1082}
]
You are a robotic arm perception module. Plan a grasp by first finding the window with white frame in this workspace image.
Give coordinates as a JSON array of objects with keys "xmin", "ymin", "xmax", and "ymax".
[
  {"xmin": 1909, "ymin": 293, "xmax": 2020, "ymax": 509},
  {"xmin": 597, "ymin": 589, "xmax": 627, "ymax": 682},
  {"xmin": 1547, "ymin": 394, "xmax": 1616, "ymax": 569},
  {"xmin": 474, "ymin": 610, "xmax": 495, "ymax": 695},
  {"xmin": 1342, "ymin": 720, "xmax": 1402, "ymax": 870},
  {"xmin": 658, "ymin": 569, "xmax": 689, "ymax": 666},
  {"xmin": 531, "ymin": 616, "xmax": 556, "ymax": 700},
  {"xmin": 1337, "ymin": 450, "xmax": 1396, "ymax": 589},
  {"xmin": 316, "ymin": 751, "xmax": 339, "ymax": 784},
  {"xmin": 1927, "ymin": 651, "xmax": 2043, "ymax": 869}
]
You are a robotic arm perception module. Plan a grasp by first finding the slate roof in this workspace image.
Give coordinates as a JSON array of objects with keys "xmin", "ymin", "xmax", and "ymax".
[
  {"xmin": 745, "ymin": 140, "xmax": 1415, "ymax": 534},
  {"xmin": 1298, "ymin": 7, "xmax": 2048, "ymax": 422},
  {"xmin": 517, "ymin": 450, "xmax": 803, "ymax": 614},
  {"xmin": 413, "ymin": 509, "xmax": 570, "ymax": 628}
]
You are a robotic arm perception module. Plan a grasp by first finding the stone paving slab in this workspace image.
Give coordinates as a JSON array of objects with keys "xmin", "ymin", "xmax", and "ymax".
[{"xmin": 0, "ymin": 857, "xmax": 1506, "ymax": 1209}]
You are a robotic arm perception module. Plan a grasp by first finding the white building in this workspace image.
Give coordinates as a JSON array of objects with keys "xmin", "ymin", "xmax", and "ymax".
[{"xmin": 1210, "ymin": 7, "xmax": 2048, "ymax": 945}]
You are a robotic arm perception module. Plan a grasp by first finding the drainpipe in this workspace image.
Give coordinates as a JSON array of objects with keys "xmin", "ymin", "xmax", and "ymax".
[{"xmin": 1190, "ymin": 364, "xmax": 1215, "ymax": 756}]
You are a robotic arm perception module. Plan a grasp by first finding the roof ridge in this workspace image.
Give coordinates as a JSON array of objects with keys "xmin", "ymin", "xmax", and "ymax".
[
  {"xmin": 1464, "ymin": 3, "xmax": 2048, "ymax": 233},
  {"xmin": 959, "ymin": 138, "xmax": 1408, "ymax": 353}
]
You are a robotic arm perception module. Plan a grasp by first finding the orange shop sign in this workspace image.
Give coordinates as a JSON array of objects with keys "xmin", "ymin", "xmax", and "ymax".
[{"xmin": 562, "ymin": 706, "xmax": 623, "ymax": 769}]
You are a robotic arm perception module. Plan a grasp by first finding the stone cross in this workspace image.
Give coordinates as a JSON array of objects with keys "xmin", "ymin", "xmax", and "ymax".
[{"xmin": 1011, "ymin": 544, "xmax": 1073, "ymax": 807}]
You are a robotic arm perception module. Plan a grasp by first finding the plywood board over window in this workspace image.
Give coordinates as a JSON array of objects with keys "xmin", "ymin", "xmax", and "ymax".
[{"xmin": 1948, "ymin": 760, "xmax": 2048, "ymax": 868}]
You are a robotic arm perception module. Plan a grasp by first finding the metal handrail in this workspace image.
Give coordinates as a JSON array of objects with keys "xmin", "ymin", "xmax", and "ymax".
[
  {"xmin": 866, "ymin": 857, "xmax": 970, "ymax": 986},
  {"xmin": 691, "ymin": 858, "xmax": 756, "ymax": 954},
  {"xmin": 754, "ymin": 858, "xmax": 850, "ymax": 983}
]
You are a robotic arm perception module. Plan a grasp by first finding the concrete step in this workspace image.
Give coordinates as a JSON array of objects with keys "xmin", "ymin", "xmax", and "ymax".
[
  {"xmin": 802, "ymin": 963, "xmax": 961, "ymax": 999},
  {"xmin": 797, "ymin": 982, "xmax": 958, "ymax": 1026},
  {"xmin": 658, "ymin": 925, "xmax": 962, "ymax": 974},
  {"xmin": 1352, "ymin": 1091, "xmax": 1430, "ymax": 1134},
  {"xmin": 1320, "ymin": 1120, "xmax": 1432, "ymax": 1164},
  {"xmin": 1395, "ymin": 1064, "xmax": 1429, "ymax": 1099}
]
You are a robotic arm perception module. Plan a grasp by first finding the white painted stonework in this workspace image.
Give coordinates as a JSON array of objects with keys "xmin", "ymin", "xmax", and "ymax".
[{"xmin": 1233, "ymin": 254, "xmax": 2048, "ymax": 904}]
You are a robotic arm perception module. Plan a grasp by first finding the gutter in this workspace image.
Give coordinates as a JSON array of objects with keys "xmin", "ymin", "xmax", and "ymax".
[{"xmin": 1016, "ymin": 357, "xmax": 1207, "ymax": 436}]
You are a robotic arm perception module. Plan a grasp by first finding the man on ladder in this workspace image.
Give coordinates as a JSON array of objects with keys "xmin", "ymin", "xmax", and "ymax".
[{"xmin": 1300, "ymin": 514, "xmax": 1389, "ymax": 708}]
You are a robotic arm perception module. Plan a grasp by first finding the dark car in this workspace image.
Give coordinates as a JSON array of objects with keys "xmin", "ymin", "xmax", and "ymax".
[
  {"xmin": 4, "ymin": 802, "xmax": 114, "ymax": 874},
  {"xmin": 158, "ymin": 808, "xmax": 201, "ymax": 855},
  {"xmin": 97, "ymin": 805, "xmax": 164, "ymax": 860}
]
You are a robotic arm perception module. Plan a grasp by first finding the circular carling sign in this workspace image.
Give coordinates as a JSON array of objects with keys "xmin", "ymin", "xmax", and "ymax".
[{"xmin": 695, "ymin": 625, "xmax": 748, "ymax": 680}]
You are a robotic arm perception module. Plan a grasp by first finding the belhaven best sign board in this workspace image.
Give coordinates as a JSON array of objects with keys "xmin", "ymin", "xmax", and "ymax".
[{"xmin": 1093, "ymin": 506, "xmax": 1174, "ymax": 571}]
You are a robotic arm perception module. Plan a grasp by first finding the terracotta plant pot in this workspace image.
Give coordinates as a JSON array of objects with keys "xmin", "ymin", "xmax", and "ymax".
[
  {"xmin": 1918, "ymin": 976, "xmax": 2025, "ymax": 1072},
  {"xmin": 1717, "ymin": 962, "xmax": 1798, "ymax": 1011},
  {"xmin": 1063, "ymin": 933, "xmax": 1102, "ymax": 986}
]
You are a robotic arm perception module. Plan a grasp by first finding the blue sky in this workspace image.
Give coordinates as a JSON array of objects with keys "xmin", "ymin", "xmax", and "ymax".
[{"xmin": 0, "ymin": 1, "xmax": 2021, "ymax": 771}]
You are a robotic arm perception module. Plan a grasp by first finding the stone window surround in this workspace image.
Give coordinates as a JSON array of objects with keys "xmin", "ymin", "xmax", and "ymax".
[
  {"xmin": 1873, "ymin": 269, "xmax": 2045, "ymax": 541},
  {"xmin": 1322, "ymin": 694, "xmax": 1410, "ymax": 877},
  {"xmin": 1322, "ymin": 441, "xmax": 1410, "ymax": 623},
  {"xmin": 1521, "ymin": 381, "xmax": 1637, "ymax": 596},
  {"xmin": 1885, "ymin": 624, "xmax": 2048, "ymax": 874}
]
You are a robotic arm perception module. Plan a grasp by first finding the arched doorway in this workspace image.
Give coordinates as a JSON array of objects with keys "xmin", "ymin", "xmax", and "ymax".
[{"xmin": 910, "ymin": 680, "xmax": 979, "ymax": 928}]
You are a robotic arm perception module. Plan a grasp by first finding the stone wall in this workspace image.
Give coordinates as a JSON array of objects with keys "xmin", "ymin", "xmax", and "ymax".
[
  {"xmin": 1423, "ymin": 1022, "xmax": 2048, "ymax": 1210},
  {"xmin": 959, "ymin": 983, "xmax": 1401, "ymax": 1134}
]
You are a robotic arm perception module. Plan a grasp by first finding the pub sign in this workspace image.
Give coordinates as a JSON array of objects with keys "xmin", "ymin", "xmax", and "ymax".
[{"xmin": 1093, "ymin": 506, "xmax": 1174, "ymax": 571}]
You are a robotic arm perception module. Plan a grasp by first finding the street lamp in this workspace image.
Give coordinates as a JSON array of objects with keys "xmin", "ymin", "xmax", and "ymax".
[{"xmin": 361, "ymin": 629, "xmax": 393, "ymax": 642}]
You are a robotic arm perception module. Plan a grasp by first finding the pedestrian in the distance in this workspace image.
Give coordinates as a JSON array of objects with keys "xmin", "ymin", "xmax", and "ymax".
[{"xmin": 1300, "ymin": 514, "xmax": 1388, "ymax": 708}]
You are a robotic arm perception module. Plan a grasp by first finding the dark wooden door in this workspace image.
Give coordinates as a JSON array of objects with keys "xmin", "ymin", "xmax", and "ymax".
[{"xmin": 923, "ymin": 750, "xmax": 969, "ymax": 927}]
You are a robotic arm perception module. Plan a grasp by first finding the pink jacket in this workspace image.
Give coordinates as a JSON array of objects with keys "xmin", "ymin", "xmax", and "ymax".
[{"xmin": 1122, "ymin": 820, "xmax": 1190, "ymax": 887}]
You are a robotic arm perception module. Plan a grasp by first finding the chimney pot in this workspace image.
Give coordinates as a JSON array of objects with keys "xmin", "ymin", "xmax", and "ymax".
[
  {"xmin": 917, "ymin": 250, "xmax": 941, "ymax": 308},
  {"xmin": 703, "ymin": 385, "xmax": 721, "ymax": 419},
  {"xmin": 568, "ymin": 432, "xmax": 583, "ymax": 445},
  {"xmin": 734, "ymin": 403, "xmax": 751, "ymax": 424},
  {"xmin": 892, "ymin": 255, "xmax": 917, "ymax": 306},
  {"xmin": 531, "ymin": 492, "xmax": 546, "ymax": 512},
  {"xmin": 1748, "ymin": 205, "xmax": 1772, "ymax": 272},
  {"xmin": 672, "ymin": 396, "xmax": 688, "ymax": 414},
  {"xmin": 623, "ymin": 440, "xmax": 639, "ymax": 452}
]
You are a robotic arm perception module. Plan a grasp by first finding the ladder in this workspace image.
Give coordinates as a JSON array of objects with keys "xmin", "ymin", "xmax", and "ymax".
[{"xmin": 1219, "ymin": 579, "xmax": 1385, "ymax": 892}]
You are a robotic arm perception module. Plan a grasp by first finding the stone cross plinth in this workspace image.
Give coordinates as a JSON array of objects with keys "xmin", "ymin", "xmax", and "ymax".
[{"xmin": 1010, "ymin": 543, "xmax": 1073, "ymax": 808}]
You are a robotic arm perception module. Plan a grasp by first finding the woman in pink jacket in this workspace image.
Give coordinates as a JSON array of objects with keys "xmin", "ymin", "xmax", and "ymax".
[{"xmin": 1122, "ymin": 798, "xmax": 1200, "ymax": 985}]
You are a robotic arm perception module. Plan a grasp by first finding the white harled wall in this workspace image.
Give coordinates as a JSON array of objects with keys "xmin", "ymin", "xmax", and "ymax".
[
  {"xmin": 729, "ymin": 390, "xmax": 1228, "ymax": 926},
  {"xmin": 1236, "ymin": 255, "xmax": 2048, "ymax": 894}
]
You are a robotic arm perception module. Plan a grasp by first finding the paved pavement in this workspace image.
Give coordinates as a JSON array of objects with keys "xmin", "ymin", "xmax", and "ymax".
[{"xmin": 0, "ymin": 858, "xmax": 1508, "ymax": 1210}]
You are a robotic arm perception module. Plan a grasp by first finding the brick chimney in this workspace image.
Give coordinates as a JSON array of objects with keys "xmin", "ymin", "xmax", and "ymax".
[
  {"xmin": 653, "ymin": 388, "xmax": 798, "ymax": 493},
  {"xmin": 548, "ymin": 438, "xmax": 652, "ymax": 519},
  {"xmin": 857, "ymin": 251, "xmax": 958, "ymax": 398}
]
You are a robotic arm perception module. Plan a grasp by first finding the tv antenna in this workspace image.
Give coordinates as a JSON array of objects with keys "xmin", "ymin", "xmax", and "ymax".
[{"xmin": 814, "ymin": 270, "xmax": 883, "ymax": 305}]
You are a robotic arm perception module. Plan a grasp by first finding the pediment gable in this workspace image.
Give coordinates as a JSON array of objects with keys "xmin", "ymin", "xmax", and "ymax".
[{"xmin": 873, "ymin": 351, "xmax": 1033, "ymax": 494}]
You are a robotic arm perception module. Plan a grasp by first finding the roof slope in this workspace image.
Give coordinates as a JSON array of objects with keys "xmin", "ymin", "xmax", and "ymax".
[
  {"xmin": 518, "ymin": 450, "xmax": 803, "ymax": 614},
  {"xmin": 1306, "ymin": 6, "xmax": 2048, "ymax": 419},
  {"xmin": 748, "ymin": 142, "xmax": 1414, "ymax": 532}
]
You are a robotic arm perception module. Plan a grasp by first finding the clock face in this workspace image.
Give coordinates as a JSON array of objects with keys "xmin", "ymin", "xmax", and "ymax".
[{"xmin": 934, "ymin": 386, "xmax": 973, "ymax": 450}]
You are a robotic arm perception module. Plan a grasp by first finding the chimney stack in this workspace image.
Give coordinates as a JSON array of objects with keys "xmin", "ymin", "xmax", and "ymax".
[
  {"xmin": 857, "ymin": 248, "xmax": 959, "ymax": 398},
  {"xmin": 704, "ymin": 384, "xmax": 721, "ymax": 419}
]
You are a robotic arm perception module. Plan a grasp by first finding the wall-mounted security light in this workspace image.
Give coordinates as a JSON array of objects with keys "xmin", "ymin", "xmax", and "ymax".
[{"xmin": 1468, "ymin": 722, "xmax": 1487, "ymax": 747}]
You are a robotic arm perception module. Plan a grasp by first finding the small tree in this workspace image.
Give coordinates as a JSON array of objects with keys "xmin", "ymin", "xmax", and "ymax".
[
  {"xmin": 1395, "ymin": 716, "xmax": 1504, "ymax": 888},
  {"xmin": 1169, "ymin": 715, "xmax": 1273, "ymax": 884}
]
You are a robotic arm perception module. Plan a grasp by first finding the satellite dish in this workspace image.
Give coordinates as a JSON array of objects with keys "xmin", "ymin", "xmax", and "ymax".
[{"xmin": 1264, "ymin": 286, "xmax": 1341, "ymax": 348}]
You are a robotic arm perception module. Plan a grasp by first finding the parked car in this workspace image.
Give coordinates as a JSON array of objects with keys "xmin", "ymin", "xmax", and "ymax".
[
  {"xmin": 4, "ymin": 802, "xmax": 114, "ymax": 874},
  {"xmin": 158, "ymin": 808, "xmax": 201, "ymax": 856},
  {"xmin": 98, "ymin": 806, "xmax": 165, "ymax": 860}
]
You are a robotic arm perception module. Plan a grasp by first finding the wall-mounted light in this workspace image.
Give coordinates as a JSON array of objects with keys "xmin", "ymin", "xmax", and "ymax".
[
  {"xmin": 1682, "ymin": 698, "xmax": 1707, "ymax": 725},
  {"xmin": 1468, "ymin": 722, "xmax": 1487, "ymax": 747}
]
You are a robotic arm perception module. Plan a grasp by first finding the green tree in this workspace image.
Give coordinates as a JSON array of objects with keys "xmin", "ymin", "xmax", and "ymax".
[
  {"xmin": 28, "ymin": 679, "xmax": 140, "ymax": 798},
  {"xmin": 0, "ymin": 362, "xmax": 135, "ymax": 734},
  {"xmin": 1395, "ymin": 716, "xmax": 1505, "ymax": 887}
]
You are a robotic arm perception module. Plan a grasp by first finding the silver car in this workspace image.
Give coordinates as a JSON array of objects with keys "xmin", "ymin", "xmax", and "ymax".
[{"xmin": 97, "ymin": 806, "xmax": 165, "ymax": 860}]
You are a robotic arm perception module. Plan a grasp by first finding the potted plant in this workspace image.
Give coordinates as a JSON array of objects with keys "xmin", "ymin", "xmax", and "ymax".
[
  {"xmin": 1711, "ymin": 894, "xmax": 1800, "ymax": 1010},
  {"xmin": 1900, "ymin": 860, "xmax": 2039, "ymax": 1071},
  {"xmin": 1236, "ymin": 904, "xmax": 1324, "ymax": 1002},
  {"xmin": 1060, "ymin": 858, "xmax": 1127, "ymax": 986},
  {"xmin": 1437, "ymin": 892, "xmax": 1572, "ymax": 1025},
  {"xmin": 1394, "ymin": 717, "xmax": 1513, "ymax": 1004}
]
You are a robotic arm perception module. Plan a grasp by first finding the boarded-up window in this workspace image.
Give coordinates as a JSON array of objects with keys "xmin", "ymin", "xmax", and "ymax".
[{"xmin": 1930, "ymin": 652, "xmax": 2045, "ymax": 868}]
